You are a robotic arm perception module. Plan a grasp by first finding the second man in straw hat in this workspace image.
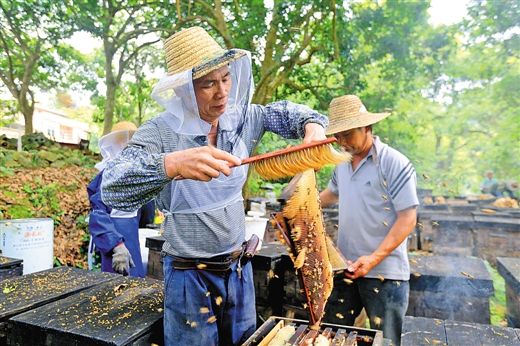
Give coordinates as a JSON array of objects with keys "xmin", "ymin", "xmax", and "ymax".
[
  {"xmin": 320, "ymin": 95, "xmax": 419, "ymax": 345},
  {"xmin": 100, "ymin": 26, "xmax": 329, "ymax": 345}
]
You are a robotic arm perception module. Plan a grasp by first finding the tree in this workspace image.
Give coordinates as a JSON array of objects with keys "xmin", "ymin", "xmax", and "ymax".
[
  {"xmin": 172, "ymin": 0, "xmax": 335, "ymax": 105},
  {"xmin": 0, "ymin": 0, "xmax": 76, "ymax": 134},
  {"xmin": 72, "ymin": 0, "xmax": 174, "ymax": 135},
  {"xmin": 382, "ymin": 0, "xmax": 520, "ymax": 195}
]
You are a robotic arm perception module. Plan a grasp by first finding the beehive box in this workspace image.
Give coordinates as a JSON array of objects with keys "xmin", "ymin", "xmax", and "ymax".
[
  {"xmin": 416, "ymin": 210, "xmax": 452, "ymax": 252},
  {"xmin": 252, "ymin": 242, "xmax": 349, "ymax": 323},
  {"xmin": 7, "ymin": 276, "xmax": 164, "ymax": 346},
  {"xmin": 430, "ymin": 215, "xmax": 475, "ymax": 257},
  {"xmin": 242, "ymin": 316, "xmax": 386, "ymax": 346},
  {"xmin": 0, "ymin": 267, "xmax": 116, "ymax": 343},
  {"xmin": 497, "ymin": 257, "xmax": 520, "ymax": 328},
  {"xmin": 0, "ymin": 256, "xmax": 22, "ymax": 280},
  {"xmin": 145, "ymin": 235, "xmax": 165, "ymax": 280},
  {"xmin": 416, "ymin": 204, "xmax": 478, "ymax": 253},
  {"xmin": 252, "ymin": 242, "xmax": 292, "ymax": 320},
  {"xmin": 402, "ymin": 316, "xmax": 520, "ymax": 345},
  {"xmin": 471, "ymin": 217, "xmax": 520, "ymax": 265},
  {"xmin": 322, "ymin": 206, "xmax": 339, "ymax": 242},
  {"xmin": 407, "ymin": 255, "xmax": 494, "ymax": 324}
]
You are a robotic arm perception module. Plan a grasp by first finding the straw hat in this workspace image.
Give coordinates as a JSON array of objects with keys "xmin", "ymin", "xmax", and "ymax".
[
  {"xmin": 326, "ymin": 95, "xmax": 390, "ymax": 135},
  {"xmin": 164, "ymin": 26, "xmax": 246, "ymax": 79},
  {"xmin": 111, "ymin": 121, "xmax": 137, "ymax": 134}
]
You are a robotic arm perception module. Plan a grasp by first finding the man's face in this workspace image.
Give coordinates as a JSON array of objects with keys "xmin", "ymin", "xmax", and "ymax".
[
  {"xmin": 193, "ymin": 65, "xmax": 232, "ymax": 125},
  {"xmin": 335, "ymin": 127, "xmax": 369, "ymax": 155},
  {"xmin": 487, "ymin": 172, "xmax": 493, "ymax": 179}
]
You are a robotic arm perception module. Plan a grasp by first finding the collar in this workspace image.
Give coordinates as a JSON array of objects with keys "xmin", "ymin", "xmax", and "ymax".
[
  {"xmin": 369, "ymin": 136, "xmax": 386, "ymax": 163},
  {"xmin": 358, "ymin": 135, "xmax": 382, "ymax": 160},
  {"xmin": 217, "ymin": 113, "xmax": 234, "ymax": 132},
  {"xmin": 352, "ymin": 136, "xmax": 384, "ymax": 172}
]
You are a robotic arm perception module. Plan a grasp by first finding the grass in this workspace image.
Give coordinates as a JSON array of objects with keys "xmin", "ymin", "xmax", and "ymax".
[{"xmin": 485, "ymin": 260, "xmax": 508, "ymax": 327}]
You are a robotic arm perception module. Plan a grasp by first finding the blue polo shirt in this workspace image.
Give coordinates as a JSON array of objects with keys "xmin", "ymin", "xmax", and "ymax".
[{"xmin": 328, "ymin": 136, "xmax": 418, "ymax": 280}]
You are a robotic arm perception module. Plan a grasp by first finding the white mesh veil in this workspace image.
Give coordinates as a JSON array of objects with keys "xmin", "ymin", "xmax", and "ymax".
[
  {"xmin": 151, "ymin": 51, "xmax": 254, "ymax": 214},
  {"xmin": 95, "ymin": 130, "xmax": 133, "ymax": 171},
  {"xmin": 151, "ymin": 50, "xmax": 253, "ymax": 136}
]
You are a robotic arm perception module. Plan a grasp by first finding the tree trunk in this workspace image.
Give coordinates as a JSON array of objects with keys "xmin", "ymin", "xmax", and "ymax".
[
  {"xmin": 137, "ymin": 95, "xmax": 143, "ymax": 126},
  {"xmin": 253, "ymin": 75, "xmax": 277, "ymax": 105},
  {"xmin": 19, "ymin": 92, "xmax": 34, "ymax": 135},
  {"xmin": 103, "ymin": 83, "xmax": 116, "ymax": 135},
  {"xmin": 21, "ymin": 106, "xmax": 34, "ymax": 135}
]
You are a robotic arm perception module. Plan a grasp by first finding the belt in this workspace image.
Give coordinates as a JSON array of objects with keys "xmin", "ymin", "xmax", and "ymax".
[
  {"xmin": 168, "ymin": 234, "xmax": 260, "ymax": 274},
  {"xmin": 170, "ymin": 250, "xmax": 245, "ymax": 272}
]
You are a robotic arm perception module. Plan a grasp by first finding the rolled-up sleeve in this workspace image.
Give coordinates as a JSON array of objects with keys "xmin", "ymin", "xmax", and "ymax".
[
  {"xmin": 251, "ymin": 100, "xmax": 328, "ymax": 139},
  {"xmin": 101, "ymin": 120, "xmax": 171, "ymax": 212}
]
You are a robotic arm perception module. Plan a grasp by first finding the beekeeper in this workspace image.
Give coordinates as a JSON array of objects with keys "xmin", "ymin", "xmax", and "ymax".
[
  {"xmin": 87, "ymin": 121, "xmax": 154, "ymax": 277},
  {"xmin": 100, "ymin": 26, "xmax": 328, "ymax": 345},
  {"xmin": 320, "ymin": 95, "xmax": 419, "ymax": 345}
]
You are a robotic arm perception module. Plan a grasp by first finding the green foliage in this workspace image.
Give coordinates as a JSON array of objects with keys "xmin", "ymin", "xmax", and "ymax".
[
  {"xmin": 1, "ymin": 0, "xmax": 517, "ymax": 198},
  {"xmin": 0, "ymin": 0, "xmax": 80, "ymax": 133},
  {"xmin": 7, "ymin": 204, "xmax": 34, "ymax": 219},
  {"xmin": 0, "ymin": 166, "xmax": 14, "ymax": 177},
  {"xmin": 0, "ymin": 99, "xmax": 18, "ymax": 126},
  {"xmin": 0, "ymin": 147, "xmax": 97, "ymax": 171},
  {"xmin": 485, "ymin": 261, "xmax": 507, "ymax": 327},
  {"xmin": 22, "ymin": 180, "xmax": 62, "ymax": 220}
]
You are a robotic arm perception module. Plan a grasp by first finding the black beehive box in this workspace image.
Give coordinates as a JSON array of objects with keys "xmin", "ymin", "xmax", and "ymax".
[
  {"xmin": 7, "ymin": 276, "xmax": 164, "ymax": 346},
  {"xmin": 407, "ymin": 255, "xmax": 494, "ymax": 324},
  {"xmin": 0, "ymin": 267, "xmax": 116, "ymax": 343},
  {"xmin": 497, "ymin": 257, "xmax": 520, "ymax": 328},
  {"xmin": 0, "ymin": 256, "xmax": 22, "ymax": 280}
]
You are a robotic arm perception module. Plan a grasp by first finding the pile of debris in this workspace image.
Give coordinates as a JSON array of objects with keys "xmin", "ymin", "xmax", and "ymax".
[{"xmin": 0, "ymin": 166, "xmax": 97, "ymax": 267}]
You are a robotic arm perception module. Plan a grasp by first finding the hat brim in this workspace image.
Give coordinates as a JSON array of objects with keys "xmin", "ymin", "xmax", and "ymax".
[
  {"xmin": 326, "ymin": 112, "xmax": 390, "ymax": 135},
  {"xmin": 154, "ymin": 49, "xmax": 248, "ymax": 96},
  {"xmin": 192, "ymin": 49, "xmax": 247, "ymax": 79}
]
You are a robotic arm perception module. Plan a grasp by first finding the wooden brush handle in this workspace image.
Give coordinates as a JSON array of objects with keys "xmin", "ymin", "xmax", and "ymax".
[{"xmin": 173, "ymin": 137, "xmax": 337, "ymax": 180}]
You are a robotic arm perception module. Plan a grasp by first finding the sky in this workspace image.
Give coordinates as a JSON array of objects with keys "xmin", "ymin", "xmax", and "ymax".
[{"xmin": 428, "ymin": 0, "xmax": 470, "ymax": 26}]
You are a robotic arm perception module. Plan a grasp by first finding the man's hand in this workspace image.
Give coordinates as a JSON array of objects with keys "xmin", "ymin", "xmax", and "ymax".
[
  {"xmin": 164, "ymin": 146, "xmax": 242, "ymax": 181},
  {"xmin": 303, "ymin": 123, "xmax": 327, "ymax": 144},
  {"xmin": 345, "ymin": 255, "xmax": 380, "ymax": 279},
  {"xmin": 112, "ymin": 243, "xmax": 135, "ymax": 275},
  {"xmin": 319, "ymin": 188, "xmax": 339, "ymax": 209}
]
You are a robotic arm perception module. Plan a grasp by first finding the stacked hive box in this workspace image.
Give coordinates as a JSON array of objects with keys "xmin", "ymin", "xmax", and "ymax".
[
  {"xmin": 0, "ymin": 267, "xmax": 116, "ymax": 344},
  {"xmin": 402, "ymin": 316, "xmax": 520, "ymax": 345},
  {"xmin": 7, "ymin": 276, "xmax": 164, "ymax": 345},
  {"xmin": 497, "ymin": 257, "xmax": 520, "ymax": 328},
  {"xmin": 407, "ymin": 255, "xmax": 494, "ymax": 324},
  {"xmin": 0, "ymin": 256, "xmax": 22, "ymax": 280}
]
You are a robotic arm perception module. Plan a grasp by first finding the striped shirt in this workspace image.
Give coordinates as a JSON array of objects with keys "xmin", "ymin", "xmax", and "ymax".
[
  {"xmin": 328, "ymin": 136, "xmax": 419, "ymax": 280},
  {"xmin": 101, "ymin": 101, "xmax": 328, "ymax": 258}
]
